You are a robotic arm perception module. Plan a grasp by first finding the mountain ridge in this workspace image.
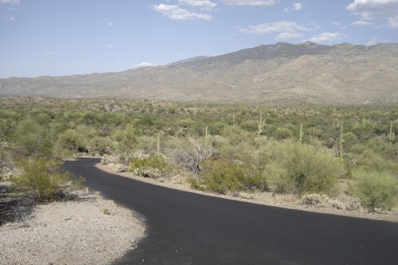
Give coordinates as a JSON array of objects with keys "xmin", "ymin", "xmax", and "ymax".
[{"xmin": 1, "ymin": 42, "xmax": 397, "ymax": 104}]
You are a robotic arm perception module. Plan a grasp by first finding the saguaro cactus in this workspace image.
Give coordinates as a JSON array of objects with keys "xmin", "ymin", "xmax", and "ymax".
[
  {"xmin": 257, "ymin": 112, "xmax": 265, "ymax": 135},
  {"xmin": 232, "ymin": 110, "xmax": 238, "ymax": 126},
  {"xmin": 157, "ymin": 131, "xmax": 160, "ymax": 154},
  {"xmin": 388, "ymin": 121, "xmax": 395, "ymax": 146},
  {"xmin": 339, "ymin": 123, "xmax": 344, "ymax": 160},
  {"xmin": 299, "ymin": 124, "xmax": 304, "ymax": 142}
]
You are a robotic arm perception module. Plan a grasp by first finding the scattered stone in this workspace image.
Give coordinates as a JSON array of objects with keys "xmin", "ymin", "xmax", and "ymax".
[
  {"xmin": 115, "ymin": 164, "xmax": 128, "ymax": 173},
  {"xmin": 101, "ymin": 208, "xmax": 112, "ymax": 215},
  {"xmin": 101, "ymin": 155, "xmax": 121, "ymax": 165},
  {"xmin": 239, "ymin": 192, "xmax": 253, "ymax": 200},
  {"xmin": 301, "ymin": 194, "xmax": 330, "ymax": 206}
]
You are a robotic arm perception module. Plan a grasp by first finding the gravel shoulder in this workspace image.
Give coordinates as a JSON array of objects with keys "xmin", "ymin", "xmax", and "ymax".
[{"xmin": 0, "ymin": 188, "xmax": 145, "ymax": 265}]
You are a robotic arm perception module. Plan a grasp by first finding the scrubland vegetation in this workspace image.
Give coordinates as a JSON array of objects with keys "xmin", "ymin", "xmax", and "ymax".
[{"xmin": 1, "ymin": 97, "xmax": 398, "ymax": 212}]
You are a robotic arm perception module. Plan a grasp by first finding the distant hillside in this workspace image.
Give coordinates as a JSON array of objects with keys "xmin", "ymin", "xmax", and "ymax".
[{"xmin": 1, "ymin": 42, "xmax": 397, "ymax": 104}]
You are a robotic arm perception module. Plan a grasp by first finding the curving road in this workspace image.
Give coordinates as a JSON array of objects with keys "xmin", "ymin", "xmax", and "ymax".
[{"xmin": 64, "ymin": 158, "xmax": 398, "ymax": 265}]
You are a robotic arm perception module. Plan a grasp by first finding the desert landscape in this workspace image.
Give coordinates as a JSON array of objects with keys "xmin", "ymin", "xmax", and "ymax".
[{"xmin": 1, "ymin": 42, "xmax": 398, "ymax": 264}]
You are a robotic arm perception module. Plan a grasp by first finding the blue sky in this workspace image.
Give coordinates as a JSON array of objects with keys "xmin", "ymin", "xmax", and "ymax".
[{"xmin": 1, "ymin": 0, "xmax": 397, "ymax": 78}]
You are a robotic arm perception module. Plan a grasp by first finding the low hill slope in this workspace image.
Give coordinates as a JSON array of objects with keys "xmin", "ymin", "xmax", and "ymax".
[{"xmin": 1, "ymin": 42, "xmax": 397, "ymax": 104}]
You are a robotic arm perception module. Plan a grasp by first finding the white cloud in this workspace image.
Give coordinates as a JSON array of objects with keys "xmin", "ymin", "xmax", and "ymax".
[
  {"xmin": 367, "ymin": 36, "xmax": 379, "ymax": 45},
  {"xmin": 284, "ymin": 2, "xmax": 302, "ymax": 12},
  {"xmin": 309, "ymin": 21, "xmax": 322, "ymax": 29},
  {"xmin": 347, "ymin": 0, "xmax": 398, "ymax": 27},
  {"xmin": 9, "ymin": 16, "xmax": 15, "ymax": 21},
  {"xmin": 366, "ymin": 36, "xmax": 389, "ymax": 44},
  {"xmin": 106, "ymin": 44, "xmax": 116, "ymax": 48},
  {"xmin": 108, "ymin": 22, "xmax": 113, "ymax": 26},
  {"xmin": 238, "ymin": 21, "xmax": 309, "ymax": 40},
  {"xmin": 293, "ymin": 3, "xmax": 302, "ymax": 11},
  {"xmin": 309, "ymin": 32, "xmax": 346, "ymax": 43},
  {"xmin": 179, "ymin": 0, "xmax": 217, "ymax": 10},
  {"xmin": 276, "ymin": 31, "xmax": 302, "ymax": 40},
  {"xmin": 134, "ymin": 62, "xmax": 155, "ymax": 68},
  {"xmin": 388, "ymin": 15, "xmax": 398, "ymax": 27},
  {"xmin": 221, "ymin": 0, "xmax": 275, "ymax": 6},
  {"xmin": 332, "ymin": 21, "xmax": 347, "ymax": 29},
  {"xmin": 350, "ymin": 20, "xmax": 374, "ymax": 26},
  {"xmin": 151, "ymin": 4, "xmax": 212, "ymax": 20},
  {"xmin": 0, "ymin": 0, "xmax": 20, "ymax": 5}
]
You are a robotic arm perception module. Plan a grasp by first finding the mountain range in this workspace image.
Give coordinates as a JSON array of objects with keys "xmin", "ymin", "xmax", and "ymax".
[{"xmin": 1, "ymin": 42, "xmax": 397, "ymax": 104}]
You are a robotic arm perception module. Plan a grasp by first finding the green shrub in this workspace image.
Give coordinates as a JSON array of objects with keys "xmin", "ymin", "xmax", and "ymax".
[
  {"xmin": 357, "ymin": 149, "xmax": 392, "ymax": 172},
  {"xmin": 350, "ymin": 143, "xmax": 368, "ymax": 155},
  {"xmin": 129, "ymin": 154, "xmax": 169, "ymax": 179},
  {"xmin": 341, "ymin": 132, "xmax": 358, "ymax": 150},
  {"xmin": 191, "ymin": 159, "xmax": 267, "ymax": 194},
  {"xmin": 187, "ymin": 177, "xmax": 206, "ymax": 191},
  {"xmin": 112, "ymin": 125, "xmax": 137, "ymax": 155},
  {"xmin": 194, "ymin": 159, "xmax": 245, "ymax": 194},
  {"xmin": 14, "ymin": 120, "xmax": 53, "ymax": 158},
  {"xmin": 350, "ymin": 169, "xmax": 398, "ymax": 211},
  {"xmin": 221, "ymin": 125, "xmax": 251, "ymax": 146},
  {"xmin": 209, "ymin": 121, "xmax": 227, "ymax": 135},
  {"xmin": 352, "ymin": 121, "xmax": 375, "ymax": 140},
  {"xmin": 132, "ymin": 135, "xmax": 159, "ymax": 153},
  {"xmin": 242, "ymin": 163, "xmax": 268, "ymax": 192},
  {"xmin": 367, "ymin": 136, "xmax": 390, "ymax": 153},
  {"xmin": 175, "ymin": 118, "xmax": 195, "ymax": 129},
  {"xmin": 54, "ymin": 129, "xmax": 86, "ymax": 157},
  {"xmin": 307, "ymin": 127, "xmax": 324, "ymax": 139},
  {"xmin": 89, "ymin": 136, "xmax": 112, "ymax": 155},
  {"xmin": 12, "ymin": 157, "xmax": 84, "ymax": 202},
  {"xmin": 240, "ymin": 120, "xmax": 259, "ymax": 133},
  {"xmin": 266, "ymin": 140, "xmax": 345, "ymax": 196},
  {"xmin": 274, "ymin": 128, "xmax": 293, "ymax": 140}
]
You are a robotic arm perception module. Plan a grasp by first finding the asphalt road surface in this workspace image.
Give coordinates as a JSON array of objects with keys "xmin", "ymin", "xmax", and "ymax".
[{"xmin": 64, "ymin": 158, "xmax": 398, "ymax": 265}]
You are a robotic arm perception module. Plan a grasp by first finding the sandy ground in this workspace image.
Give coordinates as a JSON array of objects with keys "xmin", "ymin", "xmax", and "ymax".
[
  {"xmin": 0, "ymin": 188, "xmax": 145, "ymax": 265},
  {"xmin": 1, "ymin": 161, "xmax": 397, "ymax": 265}
]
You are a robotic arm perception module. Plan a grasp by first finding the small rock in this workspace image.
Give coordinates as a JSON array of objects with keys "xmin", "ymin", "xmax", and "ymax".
[{"xmin": 101, "ymin": 208, "xmax": 112, "ymax": 215}]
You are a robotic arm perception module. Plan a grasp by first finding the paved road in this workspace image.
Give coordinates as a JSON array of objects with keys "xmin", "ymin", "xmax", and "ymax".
[{"xmin": 64, "ymin": 158, "xmax": 398, "ymax": 265}]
